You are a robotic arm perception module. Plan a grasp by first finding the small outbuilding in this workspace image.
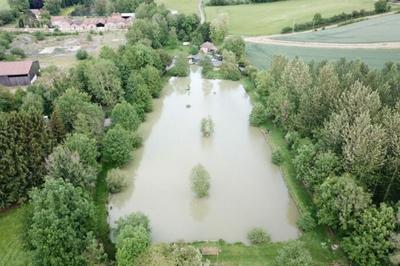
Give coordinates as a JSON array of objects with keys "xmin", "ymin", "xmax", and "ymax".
[
  {"xmin": 200, "ymin": 42, "xmax": 217, "ymax": 54},
  {"xmin": 0, "ymin": 60, "xmax": 40, "ymax": 86}
]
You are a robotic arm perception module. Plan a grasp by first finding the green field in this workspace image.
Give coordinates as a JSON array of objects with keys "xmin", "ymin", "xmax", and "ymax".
[
  {"xmin": 0, "ymin": 0, "xmax": 9, "ymax": 10},
  {"xmin": 246, "ymin": 42, "xmax": 400, "ymax": 69},
  {"xmin": 275, "ymin": 13, "xmax": 400, "ymax": 43},
  {"xmin": 0, "ymin": 206, "xmax": 32, "ymax": 266},
  {"xmin": 205, "ymin": 0, "xmax": 375, "ymax": 36},
  {"xmin": 156, "ymin": 0, "xmax": 198, "ymax": 15}
]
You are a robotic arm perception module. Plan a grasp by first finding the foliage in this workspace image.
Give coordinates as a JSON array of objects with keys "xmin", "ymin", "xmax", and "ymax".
[
  {"xmin": 223, "ymin": 36, "xmax": 245, "ymax": 60},
  {"xmin": 315, "ymin": 174, "xmax": 371, "ymax": 232},
  {"xmin": 271, "ymin": 149, "xmax": 283, "ymax": 165},
  {"xmin": 375, "ymin": 0, "xmax": 389, "ymax": 13},
  {"xmin": 111, "ymin": 101, "xmax": 141, "ymax": 131},
  {"xmin": 44, "ymin": 0, "xmax": 61, "ymax": 15},
  {"xmin": 116, "ymin": 224, "xmax": 151, "ymax": 265},
  {"xmin": 297, "ymin": 210, "xmax": 317, "ymax": 232},
  {"xmin": 249, "ymin": 103, "xmax": 266, "ymax": 126},
  {"xmin": 220, "ymin": 50, "xmax": 241, "ymax": 80},
  {"xmin": 106, "ymin": 168, "xmax": 127, "ymax": 193},
  {"xmin": 0, "ymin": 110, "xmax": 53, "ymax": 208},
  {"xmin": 20, "ymin": 92, "xmax": 44, "ymax": 113},
  {"xmin": 169, "ymin": 53, "xmax": 189, "ymax": 77},
  {"xmin": 64, "ymin": 133, "xmax": 99, "ymax": 169},
  {"xmin": 83, "ymin": 232, "xmax": 108, "ymax": 266},
  {"xmin": 126, "ymin": 72, "xmax": 153, "ymax": 120},
  {"xmin": 76, "ymin": 49, "xmax": 89, "ymax": 60},
  {"xmin": 201, "ymin": 116, "xmax": 214, "ymax": 137},
  {"xmin": 27, "ymin": 178, "xmax": 95, "ymax": 265},
  {"xmin": 115, "ymin": 212, "xmax": 151, "ymax": 236},
  {"xmin": 102, "ymin": 124, "xmax": 133, "ymax": 166},
  {"xmin": 200, "ymin": 56, "xmax": 213, "ymax": 76},
  {"xmin": 190, "ymin": 164, "xmax": 211, "ymax": 198},
  {"xmin": 210, "ymin": 13, "xmax": 228, "ymax": 45},
  {"xmin": 247, "ymin": 227, "xmax": 271, "ymax": 245},
  {"xmin": 171, "ymin": 243, "xmax": 203, "ymax": 265},
  {"xmin": 46, "ymin": 145, "xmax": 97, "ymax": 189},
  {"xmin": 342, "ymin": 204, "xmax": 395, "ymax": 266},
  {"xmin": 275, "ymin": 240, "xmax": 313, "ymax": 266}
]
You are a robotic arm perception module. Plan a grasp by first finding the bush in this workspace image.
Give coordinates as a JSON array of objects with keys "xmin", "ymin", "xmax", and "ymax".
[
  {"xmin": 281, "ymin": 26, "xmax": 293, "ymax": 34},
  {"xmin": 116, "ymin": 212, "xmax": 151, "ymax": 236},
  {"xmin": 86, "ymin": 33, "xmax": 93, "ymax": 41},
  {"xmin": 116, "ymin": 225, "xmax": 151, "ymax": 266},
  {"xmin": 106, "ymin": 168, "xmax": 127, "ymax": 193},
  {"xmin": 189, "ymin": 45, "xmax": 199, "ymax": 55},
  {"xmin": 201, "ymin": 116, "xmax": 214, "ymax": 137},
  {"xmin": 247, "ymin": 227, "xmax": 271, "ymax": 245},
  {"xmin": 169, "ymin": 53, "xmax": 189, "ymax": 77},
  {"xmin": 249, "ymin": 103, "xmax": 266, "ymax": 126},
  {"xmin": 200, "ymin": 56, "xmax": 213, "ymax": 76},
  {"xmin": 271, "ymin": 150, "xmax": 283, "ymax": 165},
  {"xmin": 33, "ymin": 31, "xmax": 45, "ymax": 41},
  {"xmin": 0, "ymin": 10, "xmax": 15, "ymax": 26},
  {"xmin": 76, "ymin": 49, "xmax": 89, "ymax": 60},
  {"xmin": 297, "ymin": 210, "xmax": 317, "ymax": 232},
  {"xmin": 10, "ymin": 47, "xmax": 25, "ymax": 58},
  {"xmin": 190, "ymin": 164, "xmax": 211, "ymax": 198},
  {"xmin": 375, "ymin": 0, "xmax": 389, "ymax": 13},
  {"xmin": 275, "ymin": 241, "xmax": 313, "ymax": 266}
]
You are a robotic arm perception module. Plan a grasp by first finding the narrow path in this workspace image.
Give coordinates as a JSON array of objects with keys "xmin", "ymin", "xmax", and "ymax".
[
  {"xmin": 244, "ymin": 36, "xmax": 400, "ymax": 49},
  {"xmin": 198, "ymin": 0, "xmax": 205, "ymax": 23}
]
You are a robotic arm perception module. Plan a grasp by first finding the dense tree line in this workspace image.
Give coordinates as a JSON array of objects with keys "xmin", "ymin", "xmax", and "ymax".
[
  {"xmin": 206, "ymin": 0, "xmax": 285, "ymax": 6},
  {"xmin": 250, "ymin": 56, "xmax": 400, "ymax": 265}
]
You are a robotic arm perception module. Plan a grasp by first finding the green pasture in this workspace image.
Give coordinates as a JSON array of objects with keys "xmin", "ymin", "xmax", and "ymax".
[
  {"xmin": 156, "ymin": 0, "xmax": 198, "ymax": 15},
  {"xmin": 275, "ymin": 13, "xmax": 400, "ymax": 43},
  {"xmin": 205, "ymin": 0, "xmax": 375, "ymax": 36},
  {"xmin": 0, "ymin": 0, "xmax": 9, "ymax": 10},
  {"xmin": 0, "ymin": 206, "xmax": 32, "ymax": 266},
  {"xmin": 246, "ymin": 42, "xmax": 400, "ymax": 69}
]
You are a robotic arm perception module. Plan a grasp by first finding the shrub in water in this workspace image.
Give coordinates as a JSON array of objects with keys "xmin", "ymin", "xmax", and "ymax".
[
  {"xmin": 190, "ymin": 164, "xmax": 211, "ymax": 198},
  {"xmin": 106, "ymin": 168, "xmax": 127, "ymax": 193},
  {"xmin": 272, "ymin": 150, "xmax": 283, "ymax": 165},
  {"xmin": 201, "ymin": 116, "xmax": 214, "ymax": 137},
  {"xmin": 76, "ymin": 49, "xmax": 89, "ymax": 60},
  {"xmin": 297, "ymin": 210, "xmax": 317, "ymax": 232},
  {"xmin": 247, "ymin": 227, "xmax": 271, "ymax": 245},
  {"xmin": 249, "ymin": 103, "xmax": 266, "ymax": 126}
]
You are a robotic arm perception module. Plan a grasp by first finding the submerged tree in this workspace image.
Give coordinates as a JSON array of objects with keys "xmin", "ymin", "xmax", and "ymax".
[
  {"xmin": 190, "ymin": 164, "xmax": 211, "ymax": 198},
  {"xmin": 201, "ymin": 116, "xmax": 214, "ymax": 137}
]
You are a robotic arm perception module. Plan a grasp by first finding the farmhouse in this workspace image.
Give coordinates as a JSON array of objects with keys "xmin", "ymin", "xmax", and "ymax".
[
  {"xmin": 51, "ymin": 13, "xmax": 134, "ymax": 32},
  {"xmin": 200, "ymin": 42, "xmax": 217, "ymax": 53},
  {"xmin": 0, "ymin": 61, "xmax": 40, "ymax": 87}
]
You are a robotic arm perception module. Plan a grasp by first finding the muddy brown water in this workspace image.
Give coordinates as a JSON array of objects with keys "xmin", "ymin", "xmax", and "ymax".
[{"xmin": 108, "ymin": 66, "xmax": 299, "ymax": 243}]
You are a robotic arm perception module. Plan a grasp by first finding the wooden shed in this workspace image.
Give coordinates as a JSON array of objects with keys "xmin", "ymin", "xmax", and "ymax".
[{"xmin": 0, "ymin": 61, "xmax": 40, "ymax": 86}]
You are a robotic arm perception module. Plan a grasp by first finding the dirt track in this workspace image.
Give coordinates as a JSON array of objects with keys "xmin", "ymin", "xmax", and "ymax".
[{"xmin": 244, "ymin": 36, "xmax": 400, "ymax": 49}]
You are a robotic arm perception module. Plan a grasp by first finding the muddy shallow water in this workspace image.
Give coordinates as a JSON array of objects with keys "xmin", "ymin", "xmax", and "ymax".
[{"xmin": 108, "ymin": 67, "xmax": 299, "ymax": 243}]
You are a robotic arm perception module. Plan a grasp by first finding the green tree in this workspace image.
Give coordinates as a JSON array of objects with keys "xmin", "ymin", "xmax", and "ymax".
[
  {"xmin": 169, "ymin": 53, "xmax": 189, "ymax": 77},
  {"xmin": 102, "ymin": 124, "xmax": 133, "ymax": 166},
  {"xmin": 27, "ymin": 178, "xmax": 95, "ymax": 265},
  {"xmin": 46, "ymin": 145, "xmax": 97, "ymax": 189},
  {"xmin": 223, "ymin": 36, "xmax": 245, "ymax": 60},
  {"xmin": 49, "ymin": 109, "xmax": 67, "ymax": 144},
  {"xmin": 315, "ymin": 174, "xmax": 371, "ymax": 232},
  {"xmin": 95, "ymin": 0, "xmax": 107, "ymax": 16},
  {"xmin": 126, "ymin": 72, "xmax": 153, "ymax": 120},
  {"xmin": 190, "ymin": 164, "xmax": 211, "ymax": 198},
  {"xmin": 275, "ymin": 241, "xmax": 313, "ymax": 266},
  {"xmin": 116, "ymin": 225, "xmax": 151, "ymax": 266},
  {"xmin": 141, "ymin": 65, "xmax": 162, "ymax": 98},
  {"xmin": 111, "ymin": 101, "xmax": 141, "ymax": 131},
  {"xmin": 210, "ymin": 13, "xmax": 228, "ymax": 45},
  {"xmin": 8, "ymin": 0, "xmax": 29, "ymax": 13},
  {"xmin": 84, "ymin": 59, "xmax": 124, "ymax": 110},
  {"xmin": 375, "ymin": 0, "xmax": 389, "ymax": 13},
  {"xmin": 73, "ymin": 103, "xmax": 105, "ymax": 141},
  {"xmin": 220, "ymin": 50, "xmax": 240, "ymax": 81},
  {"xmin": 44, "ymin": 0, "xmax": 61, "ymax": 15},
  {"xmin": 64, "ymin": 133, "xmax": 99, "ymax": 169},
  {"xmin": 20, "ymin": 92, "xmax": 44, "ymax": 113},
  {"xmin": 342, "ymin": 204, "xmax": 395, "ymax": 266}
]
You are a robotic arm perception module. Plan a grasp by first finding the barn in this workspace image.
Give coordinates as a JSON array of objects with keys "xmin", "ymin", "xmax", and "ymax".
[{"xmin": 0, "ymin": 61, "xmax": 40, "ymax": 86}]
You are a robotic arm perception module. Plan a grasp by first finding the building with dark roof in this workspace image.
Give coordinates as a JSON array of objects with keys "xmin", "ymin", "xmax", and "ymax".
[{"xmin": 0, "ymin": 60, "xmax": 40, "ymax": 86}]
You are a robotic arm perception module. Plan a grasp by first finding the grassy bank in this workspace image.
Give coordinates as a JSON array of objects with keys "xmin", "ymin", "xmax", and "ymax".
[
  {"xmin": 0, "ymin": 206, "xmax": 32, "ymax": 266},
  {"xmin": 246, "ymin": 42, "xmax": 400, "ymax": 69},
  {"xmin": 205, "ymin": 0, "xmax": 375, "ymax": 36}
]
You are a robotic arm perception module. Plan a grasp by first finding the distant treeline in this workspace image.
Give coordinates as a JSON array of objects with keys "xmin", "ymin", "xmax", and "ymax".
[{"xmin": 206, "ymin": 0, "xmax": 285, "ymax": 6}]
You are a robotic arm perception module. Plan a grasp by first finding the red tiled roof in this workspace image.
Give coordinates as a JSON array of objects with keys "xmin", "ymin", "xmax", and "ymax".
[{"xmin": 0, "ymin": 61, "xmax": 34, "ymax": 76}]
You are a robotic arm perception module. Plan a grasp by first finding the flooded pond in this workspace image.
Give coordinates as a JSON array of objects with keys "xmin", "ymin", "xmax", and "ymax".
[{"xmin": 108, "ymin": 67, "xmax": 299, "ymax": 243}]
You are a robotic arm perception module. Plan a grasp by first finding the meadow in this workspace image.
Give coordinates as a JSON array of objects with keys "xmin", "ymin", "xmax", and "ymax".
[
  {"xmin": 156, "ymin": 0, "xmax": 198, "ymax": 15},
  {"xmin": 246, "ymin": 42, "xmax": 400, "ymax": 69},
  {"xmin": 0, "ymin": 0, "xmax": 9, "ymax": 10},
  {"xmin": 275, "ymin": 13, "xmax": 400, "ymax": 43},
  {"xmin": 205, "ymin": 0, "xmax": 375, "ymax": 36}
]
